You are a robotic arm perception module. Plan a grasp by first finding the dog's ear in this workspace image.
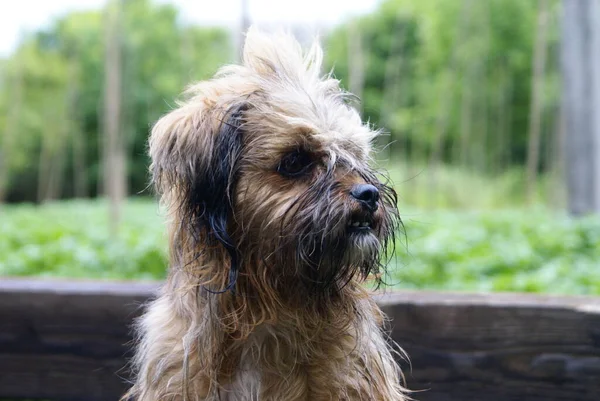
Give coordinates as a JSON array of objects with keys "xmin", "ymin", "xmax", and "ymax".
[
  {"xmin": 149, "ymin": 102, "xmax": 246, "ymax": 291},
  {"xmin": 149, "ymin": 101, "xmax": 246, "ymax": 202},
  {"xmin": 149, "ymin": 102, "xmax": 216, "ymax": 198}
]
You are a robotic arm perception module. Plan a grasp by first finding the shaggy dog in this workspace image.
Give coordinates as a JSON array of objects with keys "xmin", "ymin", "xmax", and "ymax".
[{"xmin": 125, "ymin": 28, "xmax": 408, "ymax": 401}]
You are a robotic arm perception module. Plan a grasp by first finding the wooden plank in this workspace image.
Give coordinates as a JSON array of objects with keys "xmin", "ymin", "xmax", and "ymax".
[
  {"xmin": 0, "ymin": 279, "xmax": 158, "ymax": 401},
  {"xmin": 378, "ymin": 291, "xmax": 600, "ymax": 401},
  {"xmin": 0, "ymin": 279, "xmax": 599, "ymax": 401}
]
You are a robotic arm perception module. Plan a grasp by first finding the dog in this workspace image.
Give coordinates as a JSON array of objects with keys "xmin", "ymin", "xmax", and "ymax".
[{"xmin": 125, "ymin": 27, "xmax": 408, "ymax": 401}]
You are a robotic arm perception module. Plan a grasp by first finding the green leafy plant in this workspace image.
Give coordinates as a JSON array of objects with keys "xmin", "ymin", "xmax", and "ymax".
[{"xmin": 2, "ymin": 199, "xmax": 598, "ymax": 295}]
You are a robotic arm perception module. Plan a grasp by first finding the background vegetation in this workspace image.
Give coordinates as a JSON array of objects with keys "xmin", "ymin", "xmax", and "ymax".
[
  {"xmin": 0, "ymin": 0, "xmax": 563, "ymax": 204},
  {"xmin": 0, "ymin": 0, "xmax": 230, "ymax": 202},
  {"xmin": 1, "ymin": 0, "xmax": 597, "ymax": 294},
  {"xmin": 2, "ymin": 200, "xmax": 599, "ymax": 294}
]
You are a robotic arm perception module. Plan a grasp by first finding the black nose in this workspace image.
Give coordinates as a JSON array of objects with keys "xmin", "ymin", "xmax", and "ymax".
[{"xmin": 350, "ymin": 184, "xmax": 379, "ymax": 210}]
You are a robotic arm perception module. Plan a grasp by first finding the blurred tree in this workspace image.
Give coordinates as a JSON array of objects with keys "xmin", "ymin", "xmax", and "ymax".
[
  {"xmin": 325, "ymin": 0, "xmax": 551, "ymax": 173},
  {"xmin": 34, "ymin": 44, "xmax": 70, "ymax": 202},
  {"xmin": 562, "ymin": 0, "xmax": 600, "ymax": 215},
  {"xmin": 103, "ymin": 0, "xmax": 125, "ymax": 233},
  {"xmin": 0, "ymin": 0, "xmax": 232, "ymax": 203},
  {"xmin": 1, "ymin": 0, "xmax": 565, "ymax": 205},
  {"xmin": 2, "ymin": 38, "xmax": 70, "ymax": 203},
  {"xmin": 525, "ymin": 0, "xmax": 550, "ymax": 204},
  {"xmin": 0, "ymin": 57, "xmax": 20, "ymax": 205},
  {"xmin": 347, "ymin": 24, "xmax": 365, "ymax": 114},
  {"xmin": 429, "ymin": 0, "xmax": 473, "ymax": 168}
]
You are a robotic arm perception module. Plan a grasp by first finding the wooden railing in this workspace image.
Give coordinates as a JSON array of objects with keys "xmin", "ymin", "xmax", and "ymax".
[{"xmin": 1, "ymin": 279, "xmax": 599, "ymax": 401}]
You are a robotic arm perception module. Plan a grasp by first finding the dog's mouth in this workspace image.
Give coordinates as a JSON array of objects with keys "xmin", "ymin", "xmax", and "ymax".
[{"xmin": 347, "ymin": 211, "xmax": 376, "ymax": 233}]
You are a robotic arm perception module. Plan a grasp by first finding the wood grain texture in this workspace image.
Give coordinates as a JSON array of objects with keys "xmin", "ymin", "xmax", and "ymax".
[
  {"xmin": 377, "ymin": 291, "xmax": 600, "ymax": 401},
  {"xmin": 0, "ymin": 279, "xmax": 158, "ymax": 401},
  {"xmin": 1, "ymin": 279, "xmax": 599, "ymax": 401}
]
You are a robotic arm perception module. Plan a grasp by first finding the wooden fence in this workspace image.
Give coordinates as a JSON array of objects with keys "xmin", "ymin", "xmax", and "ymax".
[{"xmin": 1, "ymin": 279, "xmax": 599, "ymax": 401}]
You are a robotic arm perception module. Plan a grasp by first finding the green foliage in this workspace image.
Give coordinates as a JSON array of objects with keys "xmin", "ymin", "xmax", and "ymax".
[
  {"xmin": 1, "ymin": 0, "xmax": 232, "ymax": 202},
  {"xmin": 0, "ymin": 199, "xmax": 167, "ymax": 280},
  {"xmin": 2, "ymin": 39, "xmax": 70, "ymax": 177},
  {"xmin": 326, "ymin": 0, "xmax": 559, "ymax": 167},
  {"xmin": 394, "ymin": 209, "xmax": 600, "ymax": 295},
  {"xmin": 0, "ymin": 0, "xmax": 564, "ymax": 204},
  {"xmin": 2, "ymin": 198, "xmax": 599, "ymax": 295}
]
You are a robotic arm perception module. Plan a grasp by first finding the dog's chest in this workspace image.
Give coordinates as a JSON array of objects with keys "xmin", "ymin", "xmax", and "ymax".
[
  {"xmin": 218, "ymin": 332, "xmax": 266, "ymax": 401},
  {"xmin": 218, "ymin": 326, "xmax": 309, "ymax": 400},
  {"xmin": 220, "ymin": 357, "xmax": 261, "ymax": 401}
]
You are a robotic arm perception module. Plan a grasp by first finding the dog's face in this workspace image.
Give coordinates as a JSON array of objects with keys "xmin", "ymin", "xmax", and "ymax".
[
  {"xmin": 150, "ymin": 29, "xmax": 399, "ymax": 294},
  {"xmin": 234, "ymin": 97, "xmax": 399, "ymax": 293}
]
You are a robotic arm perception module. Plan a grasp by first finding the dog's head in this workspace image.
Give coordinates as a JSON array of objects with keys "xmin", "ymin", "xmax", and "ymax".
[{"xmin": 150, "ymin": 28, "xmax": 400, "ymax": 296}]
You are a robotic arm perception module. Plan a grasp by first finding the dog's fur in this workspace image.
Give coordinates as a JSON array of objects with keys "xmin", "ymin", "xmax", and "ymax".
[{"xmin": 125, "ymin": 28, "xmax": 408, "ymax": 401}]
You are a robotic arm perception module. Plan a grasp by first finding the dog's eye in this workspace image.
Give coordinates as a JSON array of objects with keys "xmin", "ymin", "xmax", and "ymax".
[{"xmin": 277, "ymin": 150, "xmax": 313, "ymax": 177}]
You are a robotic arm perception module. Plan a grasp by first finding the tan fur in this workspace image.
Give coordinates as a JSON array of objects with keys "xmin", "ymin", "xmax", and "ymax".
[{"xmin": 124, "ymin": 27, "xmax": 408, "ymax": 401}]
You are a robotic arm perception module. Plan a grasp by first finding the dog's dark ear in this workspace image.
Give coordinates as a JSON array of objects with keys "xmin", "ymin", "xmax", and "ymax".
[
  {"xmin": 148, "ymin": 101, "xmax": 246, "ymax": 291},
  {"xmin": 189, "ymin": 104, "xmax": 246, "ymax": 292},
  {"xmin": 148, "ymin": 101, "xmax": 246, "ymax": 202}
]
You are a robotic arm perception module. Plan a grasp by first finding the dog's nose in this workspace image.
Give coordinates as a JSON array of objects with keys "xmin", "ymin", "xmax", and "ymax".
[{"xmin": 350, "ymin": 184, "xmax": 379, "ymax": 210}]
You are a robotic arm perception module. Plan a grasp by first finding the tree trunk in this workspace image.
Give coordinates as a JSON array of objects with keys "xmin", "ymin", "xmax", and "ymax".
[
  {"xmin": 45, "ymin": 141, "xmax": 67, "ymax": 201},
  {"xmin": 72, "ymin": 131, "xmax": 87, "ymax": 198},
  {"xmin": 493, "ymin": 66, "xmax": 508, "ymax": 176},
  {"xmin": 37, "ymin": 128, "xmax": 52, "ymax": 202},
  {"xmin": 428, "ymin": 0, "xmax": 472, "ymax": 207},
  {"xmin": 0, "ymin": 56, "xmax": 23, "ymax": 205},
  {"xmin": 37, "ymin": 100, "xmax": 68, "ymax": 203},
  {"xmin": 500, "ymin": 72, "xmax": 514, "ymax": 169},
  {"xmin": 379, "ymin": 16, "xmax": 407, "ymax": 162},
  {"xmin": 458, "ymin": 73, "xmax": 473, "ymax": 168},
  {"xmin": 0, "ymin": 68, "xmax": 6, "ymax": 205},
  {"xmin": 72, "ymin": 73, "xmax": 87, "ymax": 201},
  {"xmin": 526, "ymin": 0, "xmax": 550, "ymax": 204},
  {"xmin": 348, "ymin": 24, "xmax": 365, "ymax": 115},
  {"xmin": 429, "ymin": 0, "xmax": 472, "ymax": 167},
  {"xmin": 552, "ymin": 100, "xmax": 566, "ymax": 208},
  {"xmin": 237, "ymin": 0, "xmax": 251, "ymax": 62},
  {"xmin": 103, "ymin": 0, "xmax": 126, "ymax": 234},
  {"xmin": 561, "ymin": 0, "xmax": 600, "ymax": 215}
]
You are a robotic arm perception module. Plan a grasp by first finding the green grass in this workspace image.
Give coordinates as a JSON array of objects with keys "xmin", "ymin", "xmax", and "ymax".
[
  {"xmin": 392, "ymin": 208, "xmax": 600, "ymax": 294},
  {"xmin": 0, "ymin": 199, "xmax": 167, "ymax": 280},
  {"xmin": 1, "ymin": 198, "xmax": 599, "ymax": 295}
]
